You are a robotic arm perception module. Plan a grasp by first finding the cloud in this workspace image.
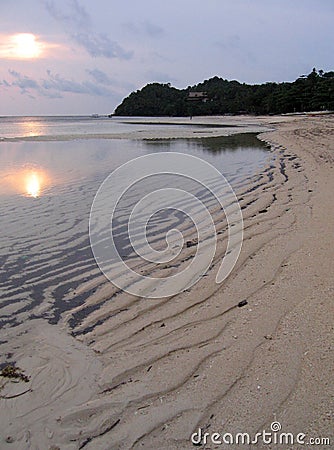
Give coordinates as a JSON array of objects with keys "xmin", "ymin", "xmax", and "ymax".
[
  {"xmin": 8, "ymin": 69, "xmax": 40, "ymax": 93},
  {"xmin": 42, "ymin": 70, "xmax": 116, "ymax": 96},
  {"xmin": 44, "ymin": 0, "xmax": 132, "ymax": 60},
  {"xmin": 3, "ymin": 69, "xmax": 115, "ymax": 99},
  {"xmin": 123, "ymin": 20, "xmax": 165, "ymax": 38},
  {"xmin": 44, "ymin": 0, "xmax": 90, "ymax": 29},
  {"xmin": 86, "ymin": 68, "xmax": 113, "ymax": 85},
  {"xmin": 144, "ymin": 21, "xmax": 165, "ymax": 38},
  {"xmin": 42, "ymin": 70, "xmax": 88, "ymax": 94},
  {"xmin": 5, "ymin": 69, "xmax": 63, "ymax": 98},
  {"xmin": 86, "ymin": 68, "xmax": 136, "ymax": 93},
  {"xmin": 73, "ymin": 32, "xmax": 132, "ymax": 59}
]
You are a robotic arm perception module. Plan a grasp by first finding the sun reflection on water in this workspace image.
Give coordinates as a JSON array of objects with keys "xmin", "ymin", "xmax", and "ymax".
[
  {"xmin": 1, "ymin": 166, "xmax": 49, "ymax": 197},
  {"xmin": 25, "ymin": 171, "xmax": 42, "ymax": 197},
  {"xmin": 19, "ymin": 120, "xmax": 45, "ymax": 138}
]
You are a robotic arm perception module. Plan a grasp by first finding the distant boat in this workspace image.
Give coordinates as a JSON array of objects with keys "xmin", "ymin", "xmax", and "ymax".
[{"xmin": 91, "ymin": 114, "xmax": 99, "ymax": 118}]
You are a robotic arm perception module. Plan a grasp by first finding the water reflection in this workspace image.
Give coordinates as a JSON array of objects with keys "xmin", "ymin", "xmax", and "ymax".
[
  {"xmin": 24, "ymin": 169, "xmax": 44, "ymax": 197},
  {"xmin": 142, "ymin": 133, "xmax": 267, "ymax": 154},
  {"xmin": 1, "ymin": 166, "xmax": 49, "ymax": 197},
  {"xmin": 0, "ymin": 136, "xmax": 269, "ymax": 199},
  {"xmin": 0, "ymin": 136, "xmax": 271, "ymax": 329},
  {"xmin": 186, "ymin": 133, "xmax": 268, "ymax": 153},
  {"xmin": 18, "ymin": 120, "xmax": 46, "ymax": 138}
]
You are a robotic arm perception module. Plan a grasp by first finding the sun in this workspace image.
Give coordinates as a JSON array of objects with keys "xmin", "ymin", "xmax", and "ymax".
[
  {"xmin": 11, "ymin": 33, "xmax": 42, "ymax": 59},
  {"xmin": 0, "ymin": 33, "xmax": 44, "ymax": 59},
  {"xmin": 0, "ymin": 33, "xmax": 60, "ymax": 59}
]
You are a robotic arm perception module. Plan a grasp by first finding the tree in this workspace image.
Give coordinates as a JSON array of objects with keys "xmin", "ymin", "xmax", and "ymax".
[{"xmin": 114, "ymin": 69, "xmax": 334, "ymax": 116}]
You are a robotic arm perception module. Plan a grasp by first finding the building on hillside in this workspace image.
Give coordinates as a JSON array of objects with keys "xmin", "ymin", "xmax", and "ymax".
[{"xmin": 187, "ymin": 91, "xmax": 208, "ymax": 102}]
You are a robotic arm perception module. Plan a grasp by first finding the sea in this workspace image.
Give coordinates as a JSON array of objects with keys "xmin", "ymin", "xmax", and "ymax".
[{"xmin": 0, "ymin": 115, "xmax": 272, "ymax": 331}]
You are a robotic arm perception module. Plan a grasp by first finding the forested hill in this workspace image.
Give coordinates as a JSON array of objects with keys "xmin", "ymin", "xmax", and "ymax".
[{"xmin": 114, "ymin": 68, "xmax": 334, "ymax": 116}]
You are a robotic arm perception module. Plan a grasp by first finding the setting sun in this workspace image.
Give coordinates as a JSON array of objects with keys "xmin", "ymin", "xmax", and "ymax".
[
  {"xmin": 12, "ymin": 33, "xmax": 42, "ymax": 58},
  {"xmin": 0, "ymin": 33, "xmax": 44, "ymax": 59}
]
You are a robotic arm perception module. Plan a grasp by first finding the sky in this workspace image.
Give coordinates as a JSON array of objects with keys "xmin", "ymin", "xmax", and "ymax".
[{"xmin": 0, "ymin": 0, "xmax": 333, "ymax": 115}]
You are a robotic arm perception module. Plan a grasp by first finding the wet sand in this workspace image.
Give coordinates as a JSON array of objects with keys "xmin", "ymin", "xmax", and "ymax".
[{"xmin": 0, "ymin": 113, "xmax": 333, "ymax": 449}]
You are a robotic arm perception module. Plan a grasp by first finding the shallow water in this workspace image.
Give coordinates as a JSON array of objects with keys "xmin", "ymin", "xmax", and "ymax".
[
  {"xmin": 0, "ymin": 115, "xmax": 239, "ymax": 140},
  {"xmin": 0, "ymin": 131, "xmax": 271, "ymax": 328},
  {"xmin": 0, "ymin": 115, "xmax": 136, "ymax": 139}
]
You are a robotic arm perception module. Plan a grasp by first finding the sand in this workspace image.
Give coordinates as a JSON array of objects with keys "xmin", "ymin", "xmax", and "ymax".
[{"xmin": 0, "ymin": 113, "xmax": 333, "ymax": 449}]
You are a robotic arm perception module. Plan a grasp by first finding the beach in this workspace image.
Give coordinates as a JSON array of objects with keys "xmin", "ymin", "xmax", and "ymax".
[{"xmin": 0, "ymin": 114, "xmax": 333, "ymax": 449}]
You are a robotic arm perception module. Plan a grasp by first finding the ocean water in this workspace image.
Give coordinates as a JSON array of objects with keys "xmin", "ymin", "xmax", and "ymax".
[
  {"xmin": 0, "ymin": 115, "xmax": 226, "ymax": 140},
  {"xmin": 0, "ymin": 116, "xmax": 272, "ymax": 329},
  {"xmin": 0, "ymin": 115, "xmax": 138, "ymax": 139}
]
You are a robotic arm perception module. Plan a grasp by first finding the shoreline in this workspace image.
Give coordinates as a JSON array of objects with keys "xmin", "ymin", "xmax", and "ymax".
[
  {"xmin": 0, "ymin": 114, "xmax": 272, "ymax": 142},
  {"xmin": 0, "ymin": 114, "xmax": 333, "ymax": 449}
]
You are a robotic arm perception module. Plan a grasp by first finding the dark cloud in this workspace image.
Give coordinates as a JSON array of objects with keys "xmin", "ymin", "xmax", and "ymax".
[
  {"xmin": 4, "ymin": 69, "xmax": 115, "ymax": 99},
  {"xmin": 8, "ymin": 69, "xmax": 40, "ymax": 93},
  {"xmin": 42, "ymin": 70, "xmax": 89, "ymax": 94},
  {"xmin": 5, "ymin": 70, "xmax": 62, "ymax": 98},
  {"xmin": 42, "ymin": 70, "xmax": 115, "ymax": 96},
  {"xmin": 44, "ymin": 0, "xmax": 132, "ymax": 60}
]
